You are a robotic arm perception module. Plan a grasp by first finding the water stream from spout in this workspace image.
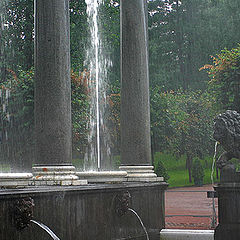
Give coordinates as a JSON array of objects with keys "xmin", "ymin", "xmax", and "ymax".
[
  {"xmin": 30, "ymin": 220, "xmax": 61, "ymax": 240},
  {"xmin": 210, "ymin": 141, "xmax": 218, "ymax": 228},
  {"xmin": 128, "ymin": 208, "xmax": 149, "ymax": 240},
  {"xmin": 211, "ymin": 142, "xmax": 218, "ymax": 185}
]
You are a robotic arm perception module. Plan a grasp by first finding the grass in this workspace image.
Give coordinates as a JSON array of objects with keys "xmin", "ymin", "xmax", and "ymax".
[{"xmin": 154, "ymin": 152, "xmax": 219, "ymax": 188}]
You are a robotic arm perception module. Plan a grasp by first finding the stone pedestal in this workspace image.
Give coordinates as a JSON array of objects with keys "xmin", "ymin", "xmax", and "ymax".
[
  {"xmin": 214, "ymin": 169, "xmax": 240, "ymax": 240},
  {"xmin": 32, "ymin": 165, "xmax": 87, "ymax": 186},
  {"xmin": 119, "ymin": 165, "xmax": 163, "ymax": 182},
  {"xmin": 76, "ymin": 171, "xmax": 127, "ymax": 183},
  {"xmin": 0, "ymin": 173, "xmax": 33, "ymax": 188}
]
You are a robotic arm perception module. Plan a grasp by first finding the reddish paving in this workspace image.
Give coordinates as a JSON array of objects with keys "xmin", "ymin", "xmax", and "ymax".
[{"xmin": 165, "ymin": 185, "xmax": 218, "ymax": 230}]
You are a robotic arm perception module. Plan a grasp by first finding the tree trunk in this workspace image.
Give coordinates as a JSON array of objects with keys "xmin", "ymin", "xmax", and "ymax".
[{"xmin": 186, "ymin": 154, "xmax": 192, "ymax": 183}]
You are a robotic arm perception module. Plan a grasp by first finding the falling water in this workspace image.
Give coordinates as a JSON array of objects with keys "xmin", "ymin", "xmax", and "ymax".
[
  {"xmin": 30, "ymin": 220, "xmax": 61, "ymax": 240},
  {"xmin": 84, "ymin": 0, "xmax": 112, "ymax": 171},
  {"xmin": 0, "ymin": 0, "xmax": 34, "ymax": 173},
  {"xmin": 210, "ymin": 141, "xmax": 218, "ymax": 228},
  {"xmin": 211, "ymin": 141, "xmax": 218, "ymax": 185},
  {"xmin": 128, "ymin": 208, "xmax": 149, "ymax": 240},
  {"xmin": 85, "ymin": 0, "xmax": 101, "ymax": 170}
]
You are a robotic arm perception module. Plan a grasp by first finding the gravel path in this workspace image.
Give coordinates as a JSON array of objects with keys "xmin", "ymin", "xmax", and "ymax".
[{"xmin": 165, "ymin": 185, "xmax": 218, "ymax": 229}]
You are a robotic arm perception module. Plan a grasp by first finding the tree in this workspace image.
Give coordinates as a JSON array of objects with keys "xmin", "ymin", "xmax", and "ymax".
[
  {"xmin": 70, "ymin": 0, "xmax": 88, "ymax": 70},
  {"xmin": 0, "ymin": 0, "xmax": 34, "ymax": 73},
  {"xmin": 150, "ymin": 87, "xmax": 215, "ymax": 182},
  {"xmin": 201, "ymin": 45, "xmax": 240, "ymax": 112},
  {"xmin": 148, "ymin": 0, "xmax": 240, "ymax": 91}
]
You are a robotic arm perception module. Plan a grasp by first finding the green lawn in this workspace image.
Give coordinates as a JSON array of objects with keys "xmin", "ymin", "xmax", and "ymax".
[
  {"xmin": 167, "ymin": 168, "xmax": 218, "ymax": 188},
  {"xmin": 154, "ymin": 152, "xmax": 219, "ymax": 188}
]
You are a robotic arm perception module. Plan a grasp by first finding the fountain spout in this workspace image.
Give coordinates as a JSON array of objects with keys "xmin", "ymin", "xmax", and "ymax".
[
  {"xmin": 13, "ymin": 197, "xmax": 60, "ymax": 239},
  {"xmin": 13, "ymin": 197, "xmax": 34, "ymax": 230},
  {"xmin": 115, "ymin": 191, "xmax": 149, "ymax": 240},
  {"xmin": 115, "ymin": 191, "xmax": 131, "ymax": 217}
]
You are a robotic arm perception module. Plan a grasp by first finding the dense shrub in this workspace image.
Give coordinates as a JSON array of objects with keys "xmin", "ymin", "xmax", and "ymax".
[
  {"xmin": 154, "ymin": 159, "xmax": 170, "ymax": 181},
  {"xmin": 192, "ymin": 157, "xmax": 205, "ymax": 186}
]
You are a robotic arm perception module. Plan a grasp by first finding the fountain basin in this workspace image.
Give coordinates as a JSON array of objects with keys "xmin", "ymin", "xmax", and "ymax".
[{"xmin": 0, "ymin": 182, "xmax": 167, "ymax": 240}]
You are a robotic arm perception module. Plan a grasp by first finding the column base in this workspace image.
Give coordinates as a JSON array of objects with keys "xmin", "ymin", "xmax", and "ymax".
[
  {"xmin": 119, "ymin": 165, "xmax": 163, "ymax": 182},
  {"xmin": 0, "ymin": 173, "xmax": 33, "ymax": 188},
  {"xmin": 31, "ymin": 165, "xmax": 87, "ymax": 186},
  {"xmin": 76, "ymin": 171, "xmax": 127, "ymax": 183}
]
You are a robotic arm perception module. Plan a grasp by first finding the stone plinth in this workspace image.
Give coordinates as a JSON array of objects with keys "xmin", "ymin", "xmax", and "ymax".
[
  {"xmin": 119, "ymin": 165, "xmax": 163, "ymax": 182},
  {"xmin": 76, "ymin": 171, "xmax": 127, "ymax": 183},
  {"xmin": 32, "ymin": 165, "xmax": 87, "ymax": 186},
  {"xmin": 0, "ymin": 173, "xmax": 33, "ymax": 188}
]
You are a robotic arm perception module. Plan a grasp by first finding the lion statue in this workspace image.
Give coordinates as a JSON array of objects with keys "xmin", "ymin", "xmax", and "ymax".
[{"xmin": 213, "ymin": 110, "xmax": 240, "ymax": 169}]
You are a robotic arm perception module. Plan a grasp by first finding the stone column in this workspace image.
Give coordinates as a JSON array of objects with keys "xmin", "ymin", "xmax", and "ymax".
[
  {"xmin": 33, "ymin": 0, "xmax": 86, "ymax": 185},
  {"xmin": 119, "ymin": 0, "xmax": 159, "ymax": 181}
]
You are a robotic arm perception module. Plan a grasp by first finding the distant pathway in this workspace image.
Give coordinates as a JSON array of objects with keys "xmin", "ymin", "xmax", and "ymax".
[{"xmin": 165, "ymin": 185, "xmax": 218, "ymax": 229}]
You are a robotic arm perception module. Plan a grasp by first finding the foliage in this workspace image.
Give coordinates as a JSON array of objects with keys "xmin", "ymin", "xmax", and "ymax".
[
  {"xmin": 151, "ymin": 87, "xmax": 215, "ymax": 156},
  {"xmin": 1, "ymin": 0, "xmax": 240, "ymax": 176},
  {"xmin": 200, "ymin": 45, "xmax": 240, "ymax": 112},
  {"xmin": 154, "ymin": 159, "xmax": 170, "ymax": 181},
  {"xmin": 0, "ymin": 0, "xmax": 89, "ymax": 73},
  {"xmin": 107, "ymin": 85, "xmax": 121, "ymax": 155},
  {"xmin": 192, "ymin": 157, "xmax": 205, "ymax": 186},
  {"xmin": 0, "ymin": 68, "xmax": 92, "ymax": 168},
  {"xmin": 148, "ymin": 0, "xmax": 240, "ymax": 91},
  {"xmin": 70, "ymin": 0, "xmax": 88, "ymax": 70},
  {"xmin": 155, "ymin": 151, "xmax": 218, "ymax": 188},
  {"xmin": 0, "ymin": 68, "xmax": 34, "ymax": 170},
  {"xmin": 0, "ymin": 0, "xmax": 34, "ymax": 74},
  {"xmin": 71, "ymin": 69, "xmax": 90, "ymax": 157},
  {"xmin": 151, "ymin": 87, "xmax": 216, "ymax": 182},
  {"xmin": 98, "ymin": 0, "xmax": 120, "ymax": 87},
  {"xmin": 154, "ymin": 152, "xmax": 186, "ymax": 171}
]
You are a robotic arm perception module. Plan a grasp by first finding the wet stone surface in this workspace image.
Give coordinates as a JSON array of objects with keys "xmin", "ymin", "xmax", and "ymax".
[{"xmin": 0, "ymin": 182, "xmax": 167, "ymax": 240}]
